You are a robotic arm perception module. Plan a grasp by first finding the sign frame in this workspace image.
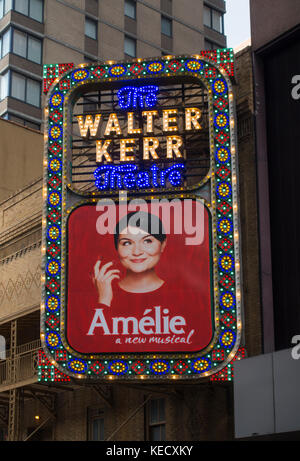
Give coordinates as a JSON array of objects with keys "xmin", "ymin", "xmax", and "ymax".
[{"xmin": 40, "ymin": 52, "xmax": 243, "ymax": 381}]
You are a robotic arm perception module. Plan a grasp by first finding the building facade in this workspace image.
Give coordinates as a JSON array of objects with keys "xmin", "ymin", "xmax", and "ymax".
[
  {"xmin": 0, "ymin": 0, "xmax": 226, "ymax": 130},
  {"xmin": 233, "ymin": 0, "xmax": 300, "ymax": 440}
]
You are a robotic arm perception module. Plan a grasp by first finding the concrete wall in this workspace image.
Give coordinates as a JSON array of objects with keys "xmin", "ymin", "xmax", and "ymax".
[{"xmin": 0, "ymin": 119, "xmax": 43, "ymax": 204}]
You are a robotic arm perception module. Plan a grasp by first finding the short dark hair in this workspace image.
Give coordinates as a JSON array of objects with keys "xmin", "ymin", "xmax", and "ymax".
[{"xmin": 114, "ymin": 211, "xmax": 166, "ymax": 249}]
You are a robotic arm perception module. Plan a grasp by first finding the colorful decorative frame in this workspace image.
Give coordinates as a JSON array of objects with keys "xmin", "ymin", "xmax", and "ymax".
[{"xmin": 40, "ymin": 51, "xmax": 245, "ymax": 382}]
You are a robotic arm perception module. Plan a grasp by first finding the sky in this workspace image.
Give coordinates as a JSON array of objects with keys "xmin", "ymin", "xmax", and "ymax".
[{"xmin": 224, "ymin": 0, "xmax": 251, "ymax": 49}]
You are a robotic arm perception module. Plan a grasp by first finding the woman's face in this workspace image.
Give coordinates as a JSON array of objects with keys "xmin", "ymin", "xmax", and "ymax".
[{"xmin": 117, "ymin": 226, "xmax": 166, "ymax": 273}]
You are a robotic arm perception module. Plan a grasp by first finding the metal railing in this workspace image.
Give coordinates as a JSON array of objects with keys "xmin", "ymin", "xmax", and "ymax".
[{"xmin": 0, "ymin": 339, "xmax": 41, "ymax": 389}]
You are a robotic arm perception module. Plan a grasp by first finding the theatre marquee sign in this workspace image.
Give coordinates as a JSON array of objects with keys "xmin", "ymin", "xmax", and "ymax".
[{"xmin": 40, "ymin": 51, "xmax": 243, "ymax": 382}]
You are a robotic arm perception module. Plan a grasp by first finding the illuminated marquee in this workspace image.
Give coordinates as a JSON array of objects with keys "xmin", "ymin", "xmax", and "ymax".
[
  {"xmin": 40, "ymin": 51, "xmax": 244, "ymax": 382},
  {"xmin": 75, "ymin": 97, "xmax": 202, "ymax": 191}
]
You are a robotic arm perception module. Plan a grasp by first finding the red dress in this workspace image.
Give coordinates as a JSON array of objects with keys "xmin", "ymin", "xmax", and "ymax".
[{"xmin": 67, "ymin": 282, "xmax": 213, "ymax": 354}]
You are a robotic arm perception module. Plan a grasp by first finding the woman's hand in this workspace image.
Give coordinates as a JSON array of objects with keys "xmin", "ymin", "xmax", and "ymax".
[{"xmin": 94, "ymin": 260, "xmax": 120, "ymax": 307}]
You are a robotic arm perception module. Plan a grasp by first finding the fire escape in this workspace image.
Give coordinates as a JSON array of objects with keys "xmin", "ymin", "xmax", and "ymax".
[{"xmin": 0, "ymin": 314, "xmax": 59, "ymax": 441}]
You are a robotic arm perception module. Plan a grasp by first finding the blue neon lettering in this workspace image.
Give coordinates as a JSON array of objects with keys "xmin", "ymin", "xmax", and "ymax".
[
  {"xmin": 94, "ymin": 164, "xmax": 185, "ymax": 190},
  {"xmin": 117, "ymin": 86, "xmax": 159, "ymax": 110}
]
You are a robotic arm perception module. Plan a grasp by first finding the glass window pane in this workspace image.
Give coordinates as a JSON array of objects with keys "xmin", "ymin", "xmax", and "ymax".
[
  {"xmin": 212, "ymin": 10, "xmax": 223, "ymax": 33},
  {"xmin": 92, "ymin": 420, "xmax": 98, "ymax": 441},
  {"xmin": 13, "ymin": 30, "xmax": 27, "ymax": 58},
  {"xmin": 0, "ymin": 37, "xmax": 2, "ymax": 58},
  {"xmin": 11, "ymin": 72, "xmax": 26, "ymax": 101},
  {"xmin": 124, "ymin": 36, "xmax": 136, "ymax": 57},
  {"xmin": 161, "ymin": 16, "xmax": 172, "ymax": 36},
  {"xmin": 2, "ymin": 29, "xmax": 11, "ymax": 57},
  {"xmin": 29, "ymin": 0, "xmax": 43, "ymax": 22},
  {"xmin": 28, "ymin": 36, "xmax": 41, "ymax": 63},
  {"xmin": 158, "ymin": 399, "xmax": 165, "ymax": 421},
  {"xmin": 92, "ymin": 418, "xmax": 104, "ymax": 441},
  {"xmin": 125, "ymin": 0, "xmax": 136, "ymax": 19},
  {"xmin": 85, "ymin": 18, "xmax": 97, "ymax": 39},
  {"xmin": 26, "ymin": 78, "xmax": 40, "ymax": 107},
  {"xmin": 25, "ymin": 120, "xmax": 40, "ymax": 130},
  {"xmin": 4, "ymin": 0, "xmax": 12, "ymax": 15},
  {"xmin": 8, "ymin": 114, "xmax": 25, "ymax": 125},
  {"xmin": 0, "ymin": 0, "xmax": 3, "ymax": 20},
  {"xmin": 150, "ymin": 425, "xmax": 165, "ymax": 441},
  {"xmin": 203, "ymin": 6, "xmax": 211, "ymax": 27},
  {"xmin": 204, "ymin": 40, "xmax": 212, "ymax": 50},
  {"xmin": 150, "ymin": 400, "xmax": 158, "ymax": 424},
  {"xmin": 0, "ymin": 71, "xmax": 9, "ymax": 100},
  {"xmin": 15, "ymin": 0, "xmax": 29, "ymax": 15}
]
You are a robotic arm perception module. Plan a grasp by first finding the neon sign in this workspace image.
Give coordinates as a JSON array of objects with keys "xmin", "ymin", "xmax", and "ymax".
[
  {"xmin": 117, "ymin": 85, "xmax": 159, "ymax": 109},
  {"xmin": 41, "ymin": 52, "xmax": 244, "ymax": 383},
  {"xmin": 94, "ymin": 163, "xmax": 185, "ymax": 190},
  {"xmin": 75, "ymin": 103, "xmax": 203, "ymax": 190}
]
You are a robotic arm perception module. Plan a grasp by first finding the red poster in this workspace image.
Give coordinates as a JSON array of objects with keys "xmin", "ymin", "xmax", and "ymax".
[{"xmin": 66, "ymin": 200, "xmax": 214, "ymax": 354}]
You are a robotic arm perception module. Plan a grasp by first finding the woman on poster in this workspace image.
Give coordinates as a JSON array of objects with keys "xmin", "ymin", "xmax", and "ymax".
[{"xmin": 93, "ymin": 211, "xmax": 167, "ymax": 306}]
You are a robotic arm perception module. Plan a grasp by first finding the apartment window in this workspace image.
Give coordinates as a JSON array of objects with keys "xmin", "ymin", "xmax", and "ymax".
[
  {"xmin": 88, "ymin": 408, "xmax": 105, "ymax": 441},
  {"xmin": 11, "ymin": 72, "xmax": 25, "ymax": 100},
  {"xmin": 161, "ymin": 16, "xmax": 172, "ymax": 37},
  {"xmin": 0, "ymin": 71, "xmax": 9, "ymax": 100},
  {"xmin": 12, "ymin": 29, "xmax": 42, "ymax": 64},
  {"xmin": 13, "ymin": 29, "xmax": 26, "ymax": 57},
  {"xmin": 11, "ymin": 71, "xmax": 41, "ymax": 107},
  {"xmin": 161, "ymin": 0, "xmax": 172, "ymax": 14},
  {"xmin": 84, "ymin": 55, "xmax": 96, "ymax": 63},
  {"xmin": 28, "ymin": 35, "xmax": 42, "ymax": 63},
  {"xmin": 125, "ymin": 0, "xmax": 136, "ymax": 20},
  {"xmin": 91, "ymin": 417, "xmax": 104, "ymax": 441},
  {"xmin": 26, "ymin": 77, "xmax": 40, "ymax": 106},
  {"xmin": 0, "ymin": 29, "xmax": 11, "ymax": 58},
  {"xmin": 15, "ymin": 0, "xmax": 43, "ymax": 22},
  {"xmin": 147, "ymin": 399, "xmax": 166, "ymax": 441},
  {"xmin": 124, "ymin": 35, "xmax": 136, "ymax": 57},
  {"xmin": 0, "ymin": 0, "xmax": 43, "ymax": 21},
  {"xmin": 15, "ymin": 0, "xmax": 27, "ymax": 15},
  {"xmin": 0, "ymin": 0, "xmax": 12, "ymax": 19},
  {"xmin": 204, "ymin": 5, "xmax": 224, "ymax": 34},
  {"xmin": 3, "ymin": 112, "xmax": 40, "ymax": 130},
  {"xmin": 29, "ymin": 0, "xmax": 43, "ymax": 22},
  {"xmin": 204, "ymin": 39, "xmax": 220, "ymax": 50},
  {"xmin": 85, "ymin": 17, "xmax": 97, "ymax": 39},
  {"xmin": 1, "ymin": 28, "xmax": 42, "ymax": 63}
]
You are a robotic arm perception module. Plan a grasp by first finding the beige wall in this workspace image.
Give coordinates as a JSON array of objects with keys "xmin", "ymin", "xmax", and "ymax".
[
  {"xmin": 137, "ymin": 3, "xmax": 161, "ymax": 50},
  {"xmin": 99, "ymin": 24, "xmax": 125, "ymax": 61},
  {"xmin": 45, "ymin": 0, "xmax": 85, "ymax": 54},
  {"xmin": 173, "ymin": 0, "xmax": 203, "ymax": 31},
  {"xmin": 43, "ymin": 39, "xmax": 84, "ymax": 67},
  {"xmin": 173, "ymin": 21, "xmax": 204, "ymax": 55},
  {"xmin": 0, "ymin": 244, "xmax": 41, "ymax": 322},
  {"xmin": 0, "ymin": 179, "xmax": 42, "ymax": 322},
  {"xmin": 0, "ymin": 119, "xmax": 43, "ymax": 204}
]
